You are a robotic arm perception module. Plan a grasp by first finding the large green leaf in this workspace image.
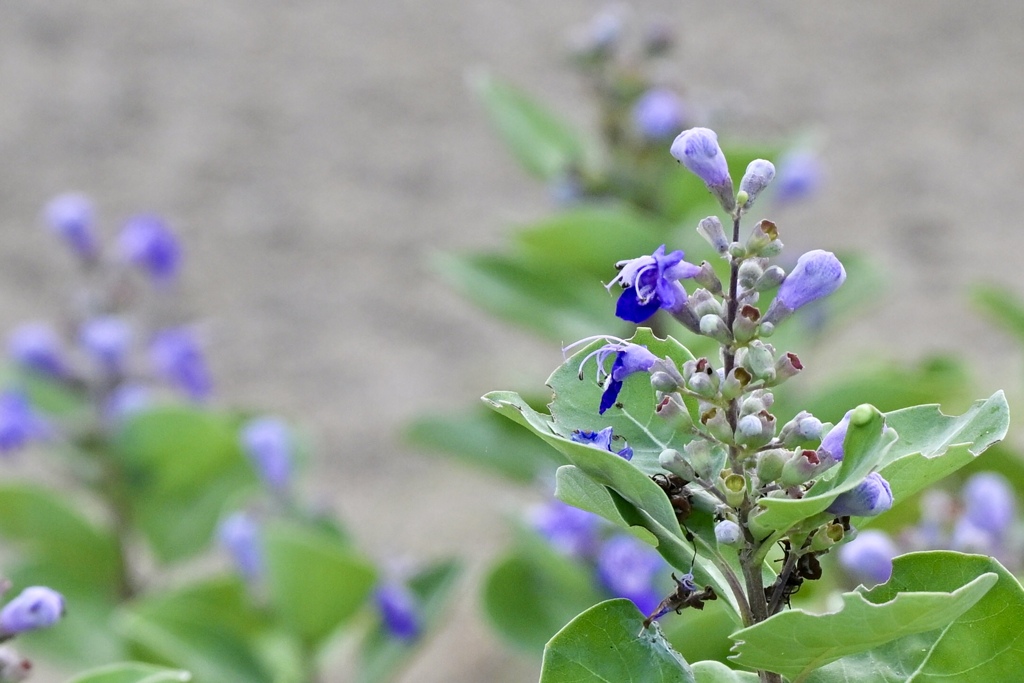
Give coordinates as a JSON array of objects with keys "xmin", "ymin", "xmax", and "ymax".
[
  {"xmin": 802, "ymin": 553, "xmax": 1024, "ymax": 682},
  {"xmin": 471, "ymin": 71, "xmax": 591, "ymax": 180},
  {"xmin": 115, "ymin": 578, "xmax": 271, "ymax": 683},
  {"xmin": 972, "ymin": 283, "xmax": 1024, "ymax": 346},
  {"xmin": 731, "ymin": 552, "xmax": 1004, "ymax": 681},
  {"xmin": 539, "ymin": 599, "xmax": 695, "ymax": 683},
  {"xmin": 405, "ymin": 404, "xmax": 561, "ymax": 483},
  {"xmin": 482, "ymin": 532, "xmax": 604, "ymax": 652},
  {"xmin": 65, "ymin": 663, "xmax": 192, "ymax": 683},
  {"xmin": 865, "ymin": 392, "xmax": 1009, "ymax": 526},
  {"xmin": 357, "ymin": 559, "xmax": 462, "ymax": 683},
  {"xmin": 0, "ymin": 484, "xmax": 120, "ymax": 594},
  {"xmin": 690, "ymin": 662, "xmax": 759, "ymax": 683},
  {"xmin": 262, "ymin": 520, "xmax": 377, "ymax": 647}
]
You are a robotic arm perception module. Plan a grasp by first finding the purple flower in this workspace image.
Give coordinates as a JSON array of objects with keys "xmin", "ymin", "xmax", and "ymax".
[
  {"xmin": 773, "ymin": 150, "xmax": 822, "ymax": 205},
  {"xmin": 961, "ymin": 472, "xmax": 1016, "ymax": 537},
  {"xmin": 670, "ymin": 127, "xmax": 734, "ymax": 211},
  {"xmin": 240, "ymin": 417, "xmax": 293, "ymax": 492},
  {"xmin": 43, "ymin": 193, "xmax": 98, "ymax": 260},
  {"xmin": 0, "ymin": 586, "xmax": 65, "ymax": 635},
  {"xmin": 571, "ymin": 426, "xmax": 633, "ymax": 461},
  {"xmin": 104, "ymin": 383, "xmax": 152, "ymax": 423},
  {"xmin": 607, "ymin": 245, "xmax": 700, "ymax": 324},
  {"xmin": 596, "ymin": 535, "xmax": 664, "ymax": 615},
  {"xmin": 374, "ymin": 580, "xmax": 421, "ymax": 641},
  {"xmin": 529, "ymin": 501, "xmax": 602, "ymax": 558},
  {"xmin": 632, "ymin": 89, "xmax": 686, "ymax": 140},
  {"xmin": 149, "ymin": 328, "xmax": 212, "ymax": 401},
  {"xmin": 827, "ymin": 472, "xmax": 893, "ymax": 517},
  {"xmin": 739, "ymin": 159, "xmax": 775, "ymax": 210},
  {"xmin": 118, "ymin": 214, "xmax": 181, "ymax": 286},
  {"xmin": 0, "ymin": 392, "xmax": 48, "ymax": 455},
  {"xmin": 818, "ymin": 410, "xmax": 853, "ymax": 463},
  {"xmin": 218, "ymin": 512, "xmax": 263, "ymax": 581},
  {"xmin": 7, "ymin": 322, "xmax": 68, "ymax": 378},
  {"xmin": 838, "ymin": 530, "xmax": 898, "ymax": 585},
  {"xmin": 764, "ymin": 250, "xmax": 846, "ymax": 325},
  {"xmin": 79, "ymin": 316, "xmax": 132, "ymax": 373},
  {"xmin": 570, "ymin": 338, "xmax": 658, "ymax": 414},
  {"xmin": 950, "ymin": 518, "xmax": 998, "ymax": 554}
]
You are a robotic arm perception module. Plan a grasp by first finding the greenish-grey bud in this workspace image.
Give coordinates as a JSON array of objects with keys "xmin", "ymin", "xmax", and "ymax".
[
  {"xmin": 684, "ymin": 438, "xmax": 725, "ymax": 480},
  {"xmin": 756, "ymin": 448, "xmax": 790, "ymax": 483},
  {"xmin": 660, "ymin": 448, "xmax": 696, "ymax": 481},
  {"xmin": 754, "ymin": 265, "xmax": 786, "ymax": 291},
  {"xmin": 700, "ymin": 314, "xmax": 732, "ymax": 344},
  {"xmin": 702, "ymin": 407, "xmax": 734, "ymax": 444},
  {"xmin": 689, "ymin": 288, "xmax": 723, "ymax": 318},
  {"xmin": 742, "ymin": 340, "xmax": 776, "ymax": 382},
  {"xmin": 720, "ymin": 367, "xmax": 751, "ymax": 400},
  {"xmin": 655, "ymin": 393, "xmax": 694, "ymax": 430},
  {"xmin": 737, "ymin": 260, "xmax": 764, "ymax": 290},
  {"xmin": 697, "ymin": 216, "xmax": 730, "ymax": 256},
  {"xmin": 732, "ymin": 304, "xmax": 761, "ymax": 344},
  {"xmin": 745, "ymin": 219, "xmax": 778, "ymax": 255},
  {"xmin": 694, "ymin": 261, "xmax": 723, "ymax": 295}
]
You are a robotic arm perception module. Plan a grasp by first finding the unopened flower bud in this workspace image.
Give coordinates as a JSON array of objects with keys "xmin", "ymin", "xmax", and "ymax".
[
  {"xmin": 660, "ymin": 448, "xmax": 696, "ymax": 481},
  {"xmin": 741, "ymin": 341, "xmax": 775, "ymax": 382},
  {"xmin": 375, "ymin": 580, "xmax": 422, "ymax": 641},
  {"xmin": 737, "ymin": 260, "xmax": 764, "ymax": 290},
  {"xmin": 702, "ymin": 407, "xmax": 733, "ymax": 444},
  {"xmin": 818, "ymin": 410, "xmax": 853, "ymax": 463},
  {"xmin": 44, "ymin": 193, "xmax": 98, "ymax": 261},
  {"xmin": 693, "ymin": 261, "xmax": 723, "ymax": 295},
  {"xmin": 827, "ymin": 472, "xmax": 893, "ymax": 517},
  {"xmin": 218, "ymin": 511, "xmax": 263, "ymax": 582},
  {"xmin": 739, "ymin": 159, "xmax": 775, "ymax": 211},
  {"xmin": 961, "ymin": 472, "xmax": 1016, "ymax": 536},
  {"xmin": 780, "ymin": 449, "xmax": 828, "ymax": 487},
  {"xmin": 723, "ymin": 473, "xmax": 746, "ymax": 506},
  {"xmin": 0, "ymin": 587, "xmax": 64, "ymax": 636},
  {"xmin": 149, "ymin": 328, "xmax": 213, "ymax": 401},
  {"xmin": 837, "ymin": 529, "xmax": 898, "ymax": 585},
  {"xmin": 688, "ymin": 288, "xmax": 723, "ymax": 319},
  {"xmin": 779, "ymin": 411, "xmax": 823, "ymax": 448},
  {"xmin": 655, "ymin": 393, "xmax": 693, "ymax": 430},
  {"xmin": 732, "ymin": 305, "xmax": 761, "ymax": 344},
  {"xmin": 8, "ymin": 323, "xmax": 68, "ymax": 379},
  {"xmin": 650, "ymin": 371, "xmax": 681, "ymax": 393},
  {"xmin": 119, "ymin": 214, "xmax": 181, "ymax": 286},
  {"xmin": 736, "ymin": 411, "xmax": 775, "ymax": 449},
  {"xmin": 697, "ymin": 216, "xmax": 730, "ymax": 256},
  {"xmin": 700, "ymin": 314, "xmax": 732, "ymax": 344},
  {"xmin": 763, "ymin": 250, "xmax": 846, "ymax": 326},
  {"xmin": 79, "ymin": 316, "xmax": 132, "ymax": 374},
  {"xmin": 671, "ymin": 128, "xmax": 735, "ymax": 212},
  {"xmin": 756, "ymin": 448, "xmax": 790, "ymax": 483},
  {"xmin": 241, "ymin": 416, "xmax": 293, "ymax": 493},
  {"xmin": 715, "ymin": 520, "xmax": 742, "ymax": 546},
  {"xmin": 720, "ymin": 367, "xmax": 751, "ymax": 400},
  {"xmin": 754, "ymin": 265, "xmax": 786, "ymax": 291}
]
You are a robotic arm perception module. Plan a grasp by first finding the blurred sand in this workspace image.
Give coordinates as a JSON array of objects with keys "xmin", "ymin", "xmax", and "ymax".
[{"xmin": 1, "ymin": 2, "xmax": 1023, "ymax": 681}]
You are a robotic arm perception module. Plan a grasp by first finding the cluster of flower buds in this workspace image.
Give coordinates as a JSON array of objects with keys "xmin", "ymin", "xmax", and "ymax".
[{"xmin": 564, "ymin": 127, "xmax": 893, "ymax": 619}]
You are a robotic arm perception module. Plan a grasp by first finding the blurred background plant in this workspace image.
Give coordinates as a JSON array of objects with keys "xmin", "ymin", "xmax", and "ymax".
[
  {"xmin": 0, "ymin": 195, "xmax": 460, "ymax": 683},
  {"xmin": 407, "ymin": 6, "xmax": 1024, "ymax": 668}
]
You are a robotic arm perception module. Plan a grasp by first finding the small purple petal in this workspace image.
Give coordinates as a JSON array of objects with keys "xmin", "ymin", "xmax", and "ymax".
[
  {"xmin": 599, "ymin": 379, "xmax": 623, "ymax": 415},
  {"xmin": 0, "ymin": 586, "xmax": 65, "ymax": 635},
  {"xmin": 616, "ymin": 289, "xmax": 662, "ymax": 323},
  {"xmin": 43, "ymin": 193, "xmax": 98, "ymax": 260},
  {"xmin": 374, "ymin": 580, "xmax": 420, "ymax": 641},
  {"xmin": 838, "ymin": 530, "xmax": 898, "ymax": 585},
  {"xmin": 0, "ymin": 392, "xmax": 48, "ymax": 455},
  {"xmin": 818, "ymin": 410, "xmax": 853, "ymax": 463},
  {"xmin": 118, "ymin": 214, "xmax": 181, "ymax": 285},
  {"xmin": 8, "ymin": 322, "xmax": 68, "ymax": 378},
  {"xmin": 218, "ymin": 512, "xmax": 263, "ymax": 581},
  {"xmin": 827, "ymin": 472, "xmax": 893, "ymax": 517},
  {"xmin": 149, "ymin": 328, "xmax": 212, "ymax": 401},
  {"xmin": 240, "ymin": 416, "xmax": 293, "ymax": 492}
]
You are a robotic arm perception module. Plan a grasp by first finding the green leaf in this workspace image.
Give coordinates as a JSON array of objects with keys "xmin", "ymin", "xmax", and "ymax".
[
  {"xmin": 0, "ymin": 484, "xmax": 120, "ymax": 594},
  {"xmin": 357, "ymin": 559, "xmax": 462, "ymax": 683},
  {"xmin": 433, "ymin": 250, "xmax": 621, "ymax": 342},
  {"xmin": 482, "ymin": 534, "xmax": 604, "ymax": 652},
  {"xmin": 65, "ymin": 663, "xmax": 192, "ymax": 683},
  {"xmin": 754, "ymin": 406, "xmax": 895, "ymax": 532},
  {"xmin": 690, "ymin": 662, "xmax": 759, "ymax": 683},
  {"xmin": 972, "ymin": 283, "xmax": 1024, "ymax": 346},
  {"xmin": 115, "ymin": 578, "xmax": 271, "ymax": 683},
  {"xmin": 554, "ymin": 465, "xmax": 655, "ymax": 544},
  {"xmin": 2, "ymin": 365, "xmax": 88, "ymax": 417},
  {"xmin": 513, "ymin": 206, "xmax": 667, "ymax": 276},
  {"xmin": 263, "ymin": 520, "xmax": 377, "ymax": 647},
  {"xmin": 802, "ymin": 552, "xmax": 1024, "ymax": 682},
  {"xmin": 539, "ymin": 599, "xmax": 695, "ymax": 683},
  {"xmin": 866, "ymin": 392, "xmax": 1009, "ymax": 526},
  {"xmin": 405, "ymin": 405, "xmax": 561, "ymax": 483},
  {"xmin": 730, "ymin": 552, "xmax": 1001, "ymax": 681},
  {"xmin": 471, "ymin": 71, "xmax": 590, "ymax": 179}
]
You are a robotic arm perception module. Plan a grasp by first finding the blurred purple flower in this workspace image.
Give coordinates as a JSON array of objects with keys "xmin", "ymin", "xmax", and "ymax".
[
  {"xmin": 79, "ymin": 316, "xmax": 132, "ymax": 374},
  {"xmin": 633, "ymin": 88, "xmax": 686, "ymax": 140},
  {"xmin": 149, "ymin": 328, "xmax": 212, "ymax": 401},
  {"xmin": 961, "ymin": 472, "xmax": 1016, "ymax": 537},
  {"xmin": 43, "ymin": 193, "xmax": 98, "ymax": 261},
  {"xmin": 608, "ymin": 245, "xmax": 700, "ymax": 324},
  {"xmin": 838, "ymin": 530, "xmax": 898, "ymax": 585},
  {"xmin": 596, "ymin": 535, "xmax": 664, "ymax": 615},
  {"xmin": 828, "ymin": 472, "xmax": 893, "ymax": 517},
  {"xmin": 104, "ymin": 383, "xmax": 152, "ymax": 423},
  {"xmin": 529, "ymin": 500, "xmax": 602, "ymax": 558},
  {"xmin": 7, "ymin": 322, "xmax": 68, "ymax": 378},
  {"xmin": 773, "ymin": 150, "xmax": 822, "ymax": 205},
  {"xmin": 240, "ymin": 416, "xmax": 293, "ymax": 492},
  {"xmin": 0, "ymin": 392, "xmax": 48, "ymax": 455},
  {"xmin": 218, "ymin": 511, "xmax": 263, "ymax": 582},
  {"xmin": 0, "ymin": 586, "xmax": 64, "ymax": 635},
  {"xmin": 374, "ymin": 580, "xmax": 421, "ymax": 641},
  {"xmin": 118, "ymin": 214, "xmax": 181, "ymax": 285}
]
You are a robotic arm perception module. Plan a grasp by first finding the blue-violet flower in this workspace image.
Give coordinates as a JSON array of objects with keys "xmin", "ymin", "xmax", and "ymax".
[
  {"xmin": 608, "ymin": 245, "xmax": 700, "ymax": 324},
  {"xmin": 773, "ymin": 150, "xmax": 822, "ymax": 205},
  {"xmin": 240, "ymin": 416, "xmax": 293, "ymax": 492},
  {"xmin": 218, "ymin": 512, "xmax": 263, "ymax": 582},
  {"xmin": 632, "ymin": 88, "xmax": 686, "ymax": 140},
  {"xmin": 43, "ymin": 193, "xmax": 98, "ymax": 261},
  {"xmin": 118, "ymin": 214, "xmax": 181, "ymax": 286},
  {"xmin": 529, "ymin": 500, "xmax": 602, "ymax": 558},
  {"xmin": 570, "ymin": 338, "xmax": 658, "ymax": 414},
  {"xmin": 149, "ymin": 328, "xmax": 212, "ymax": 401},
  {"xmin": 764, "ymin": 250, "xmax": 846, "ymax": 325},
  {"xmin": 0, "ymin": 392, "xmax": 47, "ymax": 455},
  {"xmin": 597, "ymin": 535, "xmax": 664, "ymax": 615},
  {"xmin": 374, "ymin": 580, "xmax": 421, "ymax": 641},
  {"xmin": 961, "ymin": 472, "xmax": 1016, "ymax": 537},
  {"xmin": 818, "ymin": 410, "xmax": 853, "ymax": 463},
  {"xmin": 571, "ymin": 426, "xmax": 633, "ymax": 460},
  {"xmin": 7, "ymin": 323, "xmax": 68, "ymax": 378},
  {"xmin": 79, "ymin": 316, "xmax": 132, "ymax": 373},
  {"xmin": 670, "ymin": 127, "xmax": 735, "ymax": 212},
  {"xmin": 0, "ymin": 587, "xmax": 65, "ymax": 635}
]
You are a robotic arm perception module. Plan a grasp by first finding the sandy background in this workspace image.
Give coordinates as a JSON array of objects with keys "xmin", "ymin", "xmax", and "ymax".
[{"xmin": 1, "ymin": 2, "xmax": 1023, "ymax": 681}]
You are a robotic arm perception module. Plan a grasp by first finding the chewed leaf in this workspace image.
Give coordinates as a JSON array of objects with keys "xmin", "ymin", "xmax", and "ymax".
[{"xmin": 730, "ymin": 552, "xmax": 999, "ymax": 681}]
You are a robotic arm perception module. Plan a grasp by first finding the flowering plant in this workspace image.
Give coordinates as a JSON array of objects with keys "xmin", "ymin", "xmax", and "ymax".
[{"xmin": 484, "ymin": 129, "xmax": 1015, "ymax": 682}]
